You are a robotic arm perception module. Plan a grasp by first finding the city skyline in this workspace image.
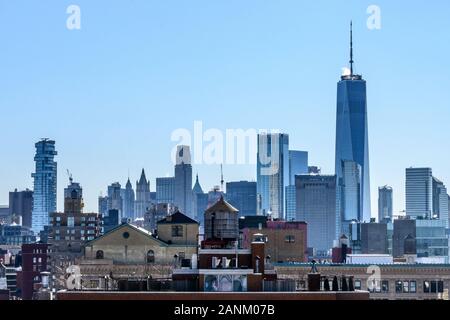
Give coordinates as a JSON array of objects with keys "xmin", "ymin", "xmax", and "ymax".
[{"xmin": 1, "ymin": 1, "xmax": 450, "ymax": 217}]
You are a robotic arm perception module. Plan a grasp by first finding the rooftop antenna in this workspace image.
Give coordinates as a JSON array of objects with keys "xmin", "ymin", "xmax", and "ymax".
[
  {"xmin": 66, "ymin": 169, "xmax": 73, "ymax": 184},
  {"xmin": 220, "ymin": 164, "xmax": 224, "ymax": 192},
  {"xmin": 350, "ymin": 20, "xmax": 354, "ymax": 76}
]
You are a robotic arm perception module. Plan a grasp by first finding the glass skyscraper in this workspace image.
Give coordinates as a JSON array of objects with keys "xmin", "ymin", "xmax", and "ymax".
[
  {"xmin": 285, "ymin": 150, "xmax": 308, "ymax": 221},
  {"xmin": 378, "ymin": 185, "xmax": 393, "ymax": 222},
  {"xmin": 335, "ymin": 24, "xmax": 371, "ymax": 232},
  {"xmin": 405, "ymin": 167, "xmax": 433, "ymax": 219},
  {"xmin": 31, "ymin": 139, "xmax": 57, "ymax": 234},
  {"xmin": 226, "ymin": 181, "xmax": 257, "ymax": 216},
  {"xmin": 257, "ymin": 133, "xmax": 289, "ymax": 219}
]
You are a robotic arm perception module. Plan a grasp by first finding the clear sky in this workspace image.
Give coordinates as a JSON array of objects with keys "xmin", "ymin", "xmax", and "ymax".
[{"xmin": 1, "ymin": 0, "xmax": 449, "ymax": 216}]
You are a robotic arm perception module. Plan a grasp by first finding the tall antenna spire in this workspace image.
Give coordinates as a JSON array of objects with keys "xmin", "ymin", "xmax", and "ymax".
[{"xmin": 350, "ymin": 20, "xmax": 354, "ymax": 75}]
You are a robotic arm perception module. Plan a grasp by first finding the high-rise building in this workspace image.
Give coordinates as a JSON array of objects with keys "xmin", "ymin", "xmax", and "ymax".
[
  {"xmin": 174, "ymin": 146, "xmax": 193, "ymax": 218},
  {"xmin": 405, "ymin": 167, "xmax": 433, "ymax": 219},
  {"xmin": 31, "ymin": 139, "xmax": 57, "ymax": 234},
  {"xmin": 335, "ymin": 24, "xmax": 371, "ymax": 230},
  {"xmin": 432, "ymin": 177, "xmax": 449, "ymax": 228},
  {"xmin": 285, "ymin": 150, "xmax": 308, "ymax": 221},
  {"xmin": 339, "ymin": 160, "xmax": 362, "ymax": 234},
  {"xmin": 226, "ymin": 181, "xmax": 257, "ymax": 216},
  {"xmin": 107, "ymin": 182, "xmax": 123, "ymax": 220},
  {"xmin": 361, "ymin": 222, "xmax": 387, "ymax": 254},
  {"xmin": 123, "ymin": 178, "xmax": 135, "ymax": 220},
  {"xmin": 257, "ymin": 133, "xmax": 289, "ymax": 219},
  {"xmin": 295, "ymin": 174, "xmax": 337, "ymax": 254},
  {"xmin": 393, "ymin": 218, "xmax": 416, "ymax": 258},
  {"xmin": 156, "ymin": 177, "xmax": 175, "ymax": 204},
  {"xmin": 8, "ymin": 189, "xmax": 33, "ymax": 228},
  {"xmin": 378, "ymin": 186, "xmax": 393, "ymax": 223},
  {"xmin": 98, "ymin": 196, "xmax": 108, "ymax": 216},
  {"xmin": 135, "ymin": 169, "xmax": 151, "ymax": 219},
  {"xmin": 192, "ymin": 174, "xmax": 208, "ymax": 223}
]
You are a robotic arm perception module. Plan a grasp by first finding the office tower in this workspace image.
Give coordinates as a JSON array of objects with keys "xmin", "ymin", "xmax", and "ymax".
[
  {"xmin": 335, "ymin": 23, "xmax": 371, "ymax": 228},
  {"xmin": 98, "ymin": 196, "xmax": 108, "ymax": 216},
  {"xmin": 174, "ymin": 145, "xmax": 193, "ymax": 217},
  {"xmin": 285, "ymin": 150, "xmax": 308, "ymax": 221},
  {"xmin": 192, "ymin": 174, "xmax": 208, "ymax": 223},
  {"xmin": 393, "ymin": 218, "xmax": 416, "ymax": 258},
  {"xmin": 378, "ymin": 186, "xmax": 393, "ymax": 222},
  {"xmin": 156, "ymin": 177, "xmax": 175, "ymax": 204},
  {"xmin": 31, "ymin": 139, "xmax": 57, "ymax": 234},
  {"xmin": 226, "ymin": 181, "xmax": 257, "ymax": 216},
  {"xmin": 296, "ymin": 174, "xmax": 337, "ymax": 254},
  {"xmin": 123, "ymin": 178, "xmax": 135, "ymax": 220},
  {"xmin": 361, "ymin": 222, "xmax": 387, "ymax": 254},
  {"xmin": 135, "ymin": 169, "xmax": 151, "ymax": 219},
  {"xmin": 339, "ymin": 160, "xmax": 363, "ymax": 235},
  {"xmin": 107, "ymin": 182, "xmax": 123, "ymax": 220},
  {"xmin": 432, "ymin": 177, "xmax": 449, "ymax": 228},
  {"xmin": 257, "ymin": 133, "xmax": 289, "ymax": 219},
  {"xmin": 415, "ymin": 219, "xmax": 448, "ymax": 260},
  {"xmin": 405, "ymin": 167, "xmax": 433, "ymax": 219},
  {"xmin": 9, "ymin": 189, "xmax": 33, "ymax": 228}
]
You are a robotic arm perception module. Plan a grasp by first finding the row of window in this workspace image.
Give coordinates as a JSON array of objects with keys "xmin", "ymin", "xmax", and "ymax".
[
  {"xmin": 354, "ymin": 279, "xmax": 445, "ymax": 294},
  {"xmin": 53, "ymin": 236, "xmax": 95, "ymax": 241},
  {"xmin": 55, "ymin": 229, "xmax": 96, "ymax": 235}
]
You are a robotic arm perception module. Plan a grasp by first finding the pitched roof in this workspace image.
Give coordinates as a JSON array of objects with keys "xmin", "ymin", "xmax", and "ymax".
[
  {"xmin": 192, "ymin": 174, "xmax": 204, "ymax": 194},
  {"xmin": 205, "ymin": 196, "xmax": 239, "ymax": 214},
  {"xmin": 157, "ymin": 211, "xmax": 199, "ymax": 225}
]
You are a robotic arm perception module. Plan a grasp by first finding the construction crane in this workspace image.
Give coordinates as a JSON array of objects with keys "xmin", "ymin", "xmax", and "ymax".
[{"xmin": 66, "ymin": 169, "xmax": 73, "ymax": 184}]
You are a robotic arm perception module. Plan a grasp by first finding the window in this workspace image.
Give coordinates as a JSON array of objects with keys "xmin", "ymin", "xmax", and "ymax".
[
  {"xmin": 438, "ymin": 281, "xmax": 444, "ymax": 293},
  {"xmin": 395, "ymin": 281, "xmax": 402, "ymax": 293},
  {"xmin": 147, "ymin": 250, "xmax": 155, "ymax": 263},
  {"xmin": 431, "ymin": 281, "xmax": 437, "ymax": 293},
  {"xmin": 56, "ymin": 216, "xmax": 61, "ymax": 222},
  {"xmin": 285, "ymin": 235, "xmax": 295, "ymax": 243},
  {"xmin": 172, "ymin": 225, "xmax": 183, "ymax": 237},
  {"xmin": 354, "ymin": 280, "xmax": 361, "ymax": 290},
  {"xmin": 96, "ymin": 250, "xmax": 104, "ymax": 259},
  {"xmin": 68, "ymin": 217, "xmax": 75, "ymax": 228},
  {"xmin": 410, "ymin": 281, "xmax": 416, "ymax": 293},
  {"xmin": 424, "ymin": 281, "xmax": 430, "ymax": 293},
  {"xmin": 122, "ymin": 232, "xmax": 130, "ymax": 239},
  {"xmin": 382, "ymin": 280, "xmax": 389, "ymax": 293},
  {"xmin": 403, "ymin": 281, "xmax": 409, "ymax": 293}
]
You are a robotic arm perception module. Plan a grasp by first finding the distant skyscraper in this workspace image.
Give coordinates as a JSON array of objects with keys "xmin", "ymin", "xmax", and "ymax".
[
  {"xmin": 9, "ymin": 189, "xmax": 33, "ymax": 228},
  {"xmin": 156, "ymin": 177, "xmax": 175, "ymax": 204},
  {"xmin": 257, "ymin": 133, "xmax": 289, "ymax": 219},
  {"xmin": 226, "ymin": 181, "xmax": 257, "ymax": 216},
  {"xmin": 378, "ymin": 186, "xmax": 393, "ymax": 222},
  {"xmin": 123, "ymin": 178, "xmax": 135, "ymax": 220},
  {"xmin": 107, "ymin": 182, "xmax": 123, "ymax": 220},
  {"xmin": 192, "ymin": 174, "xmax": 208, "ymax": 223},
  {"xmin": 174, "ymin": 145, "xmax": 193, "ymax": 217},
  {"xmin": 296, "ymin": 174, "xmax": 337, "ymax": 253},
  {"xmin": 335, "ymin": 23, "xmax": 371, "ymax": 231},
  {"xmin": 432, "ymin": 177, "xmax": 449, "ymax": 228},
  {"xmin": 339, "ymin": 160, "xmax": 362, "ymax": 235},
  {"xmin": 135, "ymin": 169, "xmax": 151, "ymax": 219},
  {"xmin": 98, "ymin": 196, "xmax": 108, "ymax": 216},
  {"xmin": 285, "ymin": 150, "xmax": 308, "ymax": 221},
  {"xmin": 31, "ymin": 139, "xmax": 57, "ymax": 234},
  {"xmin": 405, "ymin": 167, "xmax": 433, "ymax": 219}
]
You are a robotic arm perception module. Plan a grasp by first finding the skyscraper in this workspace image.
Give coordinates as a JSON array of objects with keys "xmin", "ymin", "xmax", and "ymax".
[
  {"xmin": 9, "ymin": 189, "xmax": 33, "ymax": 228},
  {"xmin": 123, "ymin": 178, "xmax": 135, "ymax": 220},
  {"xmin": 257, "ymin": 133, "xmax": 289, "ymax": 219},
  {"xmin": 339, "ymin": 160, "xmax": 362, "ymax": 234},
  {"xmin": 296, "ymin": 174, "xmax": 338, "ymax": 253},
  {"xmin": 378, "ymin": 185, "xmax": 393, "ymax": 222},
  {"xmin": 405, "ymin": 167, "xmax": 433, "ymax": 219},
  {"xmin": 335, "ymin": 23, "xmax": 371, "ymax": 231},
  {"xmin": 174, "ymin": 145, "xmax": 193, "ymax": 218},
  {"xmin": 285, "ymin": 150, "xmax": 308, "ymax": 221},
  {"xmin": 192, "ymin": 174, "xmax": 208, "ymax": 223},
  {"xmin": 135, "ymin": 169, "xmax": 151, "ymax": 219},
  {"xmin": 156, "ymin": 177, "xmax": 175, "ymax": 204},
  {"xmin": 31, "ymin": 139, "xmax": 57, "ymax": 234},
  {"xmin": 432, "ymin": 177, "xmax": 449, "ymax": 228},
  {"xmin": 107, "ymin": 182, "xmax": 123, "ymax": 219},
  {"xmin": 226, "ymin": 181, "xmax": 257, "ymax": 216}
]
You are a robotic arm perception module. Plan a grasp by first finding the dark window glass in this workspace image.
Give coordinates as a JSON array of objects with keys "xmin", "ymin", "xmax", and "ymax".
[
  {"xmin": 424, "ymin": 281, "xmax": 430, "ymax": 293},
  {"xmin": 395, "ymin": 281, "xmax": 402, "ymax": 293},
  {"xmin": 431, "ymin": 281, "xmax": 437, "ymax": 293},
  {"xmin": 382, "ymin": 280, "xmax": 389, "ymax": 293},
  {"xmin": 438, "ymin": 281, "xmax": 444, "ymax": 293}
]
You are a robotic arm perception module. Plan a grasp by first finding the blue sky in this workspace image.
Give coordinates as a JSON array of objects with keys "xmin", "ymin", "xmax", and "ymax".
[{"xmin": 0, "ymin": 0, "xmax": 449, "ymax": 215}]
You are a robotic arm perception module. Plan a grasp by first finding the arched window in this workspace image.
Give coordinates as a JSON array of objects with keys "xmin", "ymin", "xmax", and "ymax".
[
  {"xmin": 147, "ymin": 250, "xmax": 155, "ymax": 263},
  {"xmin": 96, "ymin": 250, "xmax": 104, "ymax": 259}
]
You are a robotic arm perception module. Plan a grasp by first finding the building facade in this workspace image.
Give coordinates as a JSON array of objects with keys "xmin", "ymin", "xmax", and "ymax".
[
  {"xmin": 9, "ymin": 189, "xmax": 33, "ymax": 229},
  {"xmin": 378, "ymin": 186, "xmax": 393, "ymax": 222},
  {"xmin": 295, "ymin": 174, "xmax": 337, "ymax": 254},
  {"xmin": 174, "ymin": 146, "xmax": 193, "ymax": 218},
  {"xmin": 31, "ymin": 139, "xmax": 57, "ymax": 234},
  {"xmin": 123, "ymin": 178, "xmax": 135, "ymax": 220},
  {"xmin": 135, "ymin": 169, "xmax": 152, "ymax": 219},
  {"xmin": 226, "ymin": 181, "xmax": 257, "ymax": 217},
  {"xmin": 406, "ymin": 167, "xmax": 433, "ymax": 219},
  {"xmin": 156, "ymin": 177, "xmax": 175, "ymax": 204},
  {"xmin": 257, "ymin": 133, "xmax": 289, "ymax": 219}
]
